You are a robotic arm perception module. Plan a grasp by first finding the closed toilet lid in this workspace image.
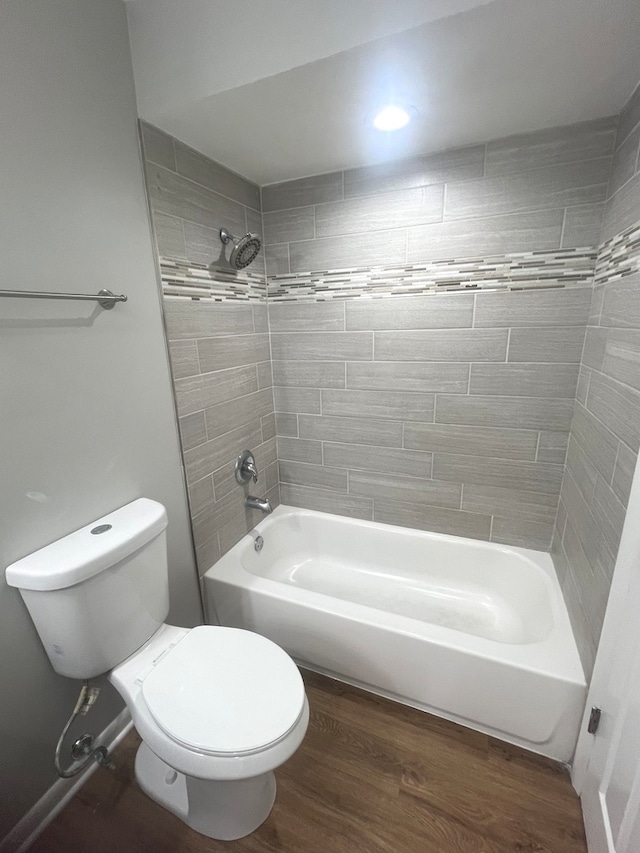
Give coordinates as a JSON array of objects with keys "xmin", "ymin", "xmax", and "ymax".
[{"xmin": 141, "ymin": 626, "xmax": 306, "ymax": 755}]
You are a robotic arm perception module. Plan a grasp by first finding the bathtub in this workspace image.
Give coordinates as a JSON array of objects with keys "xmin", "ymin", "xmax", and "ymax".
[{"xmin": 203, "ymin": 505, "xmax": 586, "ymax": 762}]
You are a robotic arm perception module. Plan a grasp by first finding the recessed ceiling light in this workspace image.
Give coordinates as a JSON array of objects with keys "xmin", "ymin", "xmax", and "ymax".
[{"xmin": 372, "ymin": 105, "xmax": 413, "ymax": 131}]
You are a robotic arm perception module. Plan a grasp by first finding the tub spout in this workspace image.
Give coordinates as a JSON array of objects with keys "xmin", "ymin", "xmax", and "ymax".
[{"xmin": 245, "ymin": 495, "xmax": 272, "ymax": 514}]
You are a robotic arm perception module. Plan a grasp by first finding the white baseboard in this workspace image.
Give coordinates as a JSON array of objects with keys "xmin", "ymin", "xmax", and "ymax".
[{"xmin": 0, "ymin": 709, "xmax": 133, "ymax": 853}]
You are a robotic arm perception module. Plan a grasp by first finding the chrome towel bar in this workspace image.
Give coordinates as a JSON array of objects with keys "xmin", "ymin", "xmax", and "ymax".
[{"xmin": 0, "ymin": 288, "xmax": 127, "ymax": 309}]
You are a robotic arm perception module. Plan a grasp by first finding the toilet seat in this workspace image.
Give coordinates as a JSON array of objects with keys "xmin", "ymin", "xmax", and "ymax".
[{"xmin": 141, "ymin": 625, "xmax": 306, "ymax": 756}]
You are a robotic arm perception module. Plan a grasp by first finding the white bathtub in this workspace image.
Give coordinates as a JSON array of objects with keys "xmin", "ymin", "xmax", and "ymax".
[{"xmin": 204, "ymin": 505, "xmax": 586, "ymax": 762}]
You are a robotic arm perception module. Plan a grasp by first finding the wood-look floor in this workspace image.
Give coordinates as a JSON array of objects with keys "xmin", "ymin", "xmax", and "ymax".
[{"xmin": 31, "ymin": 670, "xmax": 587, "ymax": 853}]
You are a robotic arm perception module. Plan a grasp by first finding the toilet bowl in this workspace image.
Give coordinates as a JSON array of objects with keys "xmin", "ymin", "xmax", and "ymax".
[
  {"xmin": 111, "ymin": 623, "xmax": 309, "ymax": 839},
  {"xmin": 5, "ymin": 498, "xmax": 309, "ymax": 840}
]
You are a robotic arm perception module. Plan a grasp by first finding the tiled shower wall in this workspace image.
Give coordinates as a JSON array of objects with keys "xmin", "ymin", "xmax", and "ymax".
[
  {"xmin": 553, "ymin": 83, "xmax": 640, "ymax": 677},
  {"xmin": 265, "ymin": 118, "xmax": 618, "ymax": 551},
  {"xmin": 140, "ymin": 122, "xmax": 278, "ymax": 575}
]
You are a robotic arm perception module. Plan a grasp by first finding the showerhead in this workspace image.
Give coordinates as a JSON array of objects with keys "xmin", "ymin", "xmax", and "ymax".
[{"xmin": 219, "ymin": 228, "xmax": 262, "ymax": 270}]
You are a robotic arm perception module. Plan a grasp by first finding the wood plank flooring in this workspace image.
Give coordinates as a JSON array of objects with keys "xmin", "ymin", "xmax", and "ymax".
[{"xmin": 31, "ymin": 670, "xmax": 587, "ymax": 853}]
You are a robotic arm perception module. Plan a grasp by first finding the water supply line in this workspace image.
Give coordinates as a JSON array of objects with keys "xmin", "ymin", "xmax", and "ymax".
[{"xmin": 54, "ymin": 682, "xmax": 114, "ymax": 778}]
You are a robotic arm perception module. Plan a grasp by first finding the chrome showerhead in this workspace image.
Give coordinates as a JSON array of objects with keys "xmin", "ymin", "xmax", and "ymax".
[{"xmin": 219, "ymin": 228, "xmax": 262, "ymax": 270}]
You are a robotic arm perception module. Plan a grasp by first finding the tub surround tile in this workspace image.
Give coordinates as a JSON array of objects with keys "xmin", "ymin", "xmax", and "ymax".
[
  {"xmin": 269, "ymin": 301, "xmax": 345, "ymax": 332},
  {"xmin": 474, "ymin": 288, "xmax": 592, "ymax": 328},
  {"xmin": 262, "ymin": 171, "xmax": 343, "ymax": 211},
  {"xmin": 561, "ymin": 204, "xmax": 606, "ymax": 249},
  {"xmin": 174, "ymin": 364, "xmax": 258, "ymax": 417},
  {"xmin": 435, "ymin": 395, "xmax": 575, "ymax": 432},
  {"xmin": 204, "ymin": 387, "xmax": 274, "ymax": 440},
  {"xmin": 322, "ymin": 443, "xmax": 433, "ymax": 479},
  {"xmin": 375, "ymin": 329, "xmax": 509, "ymax": 363},
  {"xmin": 349, "ymin": 471, "xmax": 461, "ymax": 510},
  {"xmin": 403, "ymin": 423, "xmax": 539, "ymax": 461},
  {"xmin": 611, "ymin": 442, "xmax": 637, "ymax": 506},
  {"xmin": 373, "ymin": 500, "xmax": 492, "ymax": 541},
  {"xmin": 178, "ymin": 411, "xmax": 207, "ymax": 452},
  {"xmin": 275, "ymin": 413, "xmax": 298, "ymax": 437},
  {"xmin": 140, "ymin": 121, "xmax": 176, "ymax": 171},
  {"xmin": 265, "ymin": 243, "xmax": 290, "ymax": 277},
  {"xmin": 432, "ymin": 455, "xmax": 564, "ymax": 494},
  {"xmin": 197, "ymin": 333, "xmax": 270, "ymax": 373},
  {"xmin": 537, "ymin": 431, "xmax": 569, "ymax": 465},
  {"xmin": 276, "ymin": 437, "xmax": 323, "ymax": 464},
  {"xmin": 507, "ymin": 327, "xmax": 586, "ymax": 363},
  {"xmin": 270, "ymin": 331, "xmax": 373, "ymax": 362},
  {"xmin": 299, "ymin": 414, "xmax": 403, "ymax": 447},
  {"xmin": 173, "ymin": 139, "xmax": 260, "ymax": 211},
  {"xmin": 347, "ymin": 362, "xmax": 469, "ymax": 394},
  {"xmin": 154, "ymin": 213, "xmax": 186, "ymax": 259},
  {"xmin": 272, "ymin": 360, "xmax": 346, "ymax": 388},
  {"xmin": 469, "ymin": 363, "xmax": 579, "ymax": 398},
  {"xmin": 273, "ymin": 386, "xmax": 322, "ymax": 414},
  {"xmin": 491, "ymin": 517, "xmax": 554, "ymax": 550},
  {"xmin": 280, "ymin": 483, "xmax": 373, "ymax": 520},
  {"xmin": 321, "ymin": 389, "xmax": 435, "ymax": 423},
  {"xmin": 460, "ymin": 484, "xmax": 558, "ymax": 524},
  {"xmin": 169, "ymin": 340, "xmax": 199, "ymax": 379},
  {"xmin": 164, "ymin": 298, "xmax": 255, "ymax": 339},
  {"xmin": 263, "ymin": 206, "xmax": 315, "ymax": 244},
  {"xmin": 345, "ymin": 294, "xmax": 474, "ymax": 330},
  {"xmin": 279, "ymin": 461, "xmax": 348, "ymax": 492}
]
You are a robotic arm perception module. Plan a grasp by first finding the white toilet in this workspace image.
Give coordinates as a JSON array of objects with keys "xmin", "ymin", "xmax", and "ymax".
[{"xmin": 5, "ymin": 498, "xmax": 309, "ymax": 840}]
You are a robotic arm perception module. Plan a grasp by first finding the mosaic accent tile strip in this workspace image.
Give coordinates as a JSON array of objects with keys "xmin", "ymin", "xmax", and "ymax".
[
  {"xmin": 266, "ymin": 247, "xmax": 597, "ymax": 302},
  {"xmin": 160, "ymin": 258, "xmax": 266, "ymax": 302},
  {"xmin": 595, "ymin": 220, "xmax": 640, "ymax": 285}
]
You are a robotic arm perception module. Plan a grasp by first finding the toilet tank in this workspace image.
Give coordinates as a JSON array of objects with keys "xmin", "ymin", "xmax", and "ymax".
[{"xmin": 5, "ymin": 498, "xmax": 170, "ymax": 679}]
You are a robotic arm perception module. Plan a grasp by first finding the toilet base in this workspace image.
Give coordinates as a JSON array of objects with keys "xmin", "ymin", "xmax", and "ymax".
[{"xmin": 134, "ymin": 741, "xmax": 277, "ymax": 840}]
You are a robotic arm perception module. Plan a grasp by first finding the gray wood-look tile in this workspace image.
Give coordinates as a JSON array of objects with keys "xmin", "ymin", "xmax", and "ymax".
[
  {"xmin": 607, "ymin": 124, "xmax": 640, "ymax": 197},
  {"xmin": 484, "ymin": 118, "xmax": 616, "ymax": 176},
  {"xmin": 435, "ymin": 395, "xmax": 574, "ymax": 431},
  {"xmin": 321, "ymin": 389, "xmax": 434, "ymax": 422},
  {"xmin": 601, "ymin": 272, "xmax": 640, "ymax": 328},
  {"xmin": 562, "ymin": 471, "xmax": 616, "ymax": 582},
  {"xmin": 347, "ymin": 361, "xmax": 469, "ymax": 394},
  {"xmin": 575, "ymin": 367, "xmax": 591, "ymax": 406},
  {"xmin": 269, "ymin": 301, "xmax": 345, "ymax": 332},
  {"xmin": 537, "ymin": 431, "xmax": 569, "ymax": 464},
  {"xmin": 570, "ymin": 402, "xmax": 619, "ymax": 483},
  {"xmin": 261, "ymin": 412, "xmax": 276, "ymax": 442},
  {"xmin": 491, "ymin": 517, "xmax": 554, "ymax": 550},
  {"xmin": 590, "ymin": 285, "xmax": 605, "ymax": 325},
  {"xmin": 174, "ymin": 139, "xmax": 260, "ymax": 210},
  {"xmin": 164, "ymin": 298, "xmax": 254, "ymax": 339},
  {"xmin": 174, "ymin": 364, "xmax": 258, "ymax": 416},
  {"xmin": 350, "ymin": 471, "xmax": 461, "ymax": 509},
  {"xmin": 344, "ymin": 145, "xmax": 485, "ymax": 197},
  {"xmin": 581, "ymin": 326, "xmax": 607, "ymax": 370},
  {"xmin": 433, "ymin": 454, "xmax": 564, "ymax": 494},
  {"xmin": 461, "ymin": 484, "xmax": 557, "ymax": 523},
  {"xmin": 612, "ymin": 441, "xmax": 637, "ymax": 506},
  {"xmin": 265, "ymin": 243, "xmax": 290, "ymax": 276},
  {"xmin": 252, "ymin": 303, "xmax": 268, "ymax": 333},
  {"xmin": 469, "ymin": 363, "xmax": 579, "ymax": 398},
  {"xmin": 289, "ymin": 229, "xmax": 407, "ymax": 273},
  {"xmin": 444, "ymin": 159, "xmax": 610, "ymax": 221},
  {"xmin": 263, "ymin": 206, "xmax": 315, "ymax": 244},
  {"xmin": 271, "ymin": 360, "xmax": 345, "ymax": 388},
  {"xmin": 345, "ymin": 293, "xmax": 474, "ymax": 330},
  {"xmin": 373, "ymin": 500, "xmax": 491, "ymax": 541},
  {"xmin": 197, "ymin": 333, "xmax": 270, "ymax": 373},
  {"xmin": 183, "ymin": 221, "xmax": 220, "ymax": 266},
  {"xmin": 602, "ymin": 329, "xmax": 640, "ymax": 391},
  {"xmin": 566, "ymin": 435, "xmax": 598, "ymax": 503},
  {"xmin": 146, "ymin": 163, "xmax": 246, "ymax": 235},
  {"xmin": 323, "ymin": 442, "xmax": 432, "ymax": 479},
  {"xmin": 279, "ymin": 461, "xmax": 348, "ymax": 492},
  {"xmin": 507, "ymin": 326, "xmax": 586, "ymax": 363},
  {"xmin": 407, "ymin": 209, "xmax": 564, "ymax": 261},
  {"xmin": 262, "ymin": 172, "xmax": 343, "ymax": 212},
  {"xmin": 276, "ymin": 437, "xmax": 323, "ymax": 464},
  {"xmin": 169, "ymin": 340, "xmax": 199, "ymax": 379},
  {"xmin": 375, "ymin": 329, "xmax": 508, "ymax": 362},
  {"xmin": 280, "ymin": 483, "xmax": 373, "ymax": 520},
  {"xmin": 194, "ymin": 533, "xmax": 221, "ymax": 575},
  {"xmin": 204, "ymin": 387, "xmax": 273, "ymax": 440},
  {"xmin": 316, "ymin": 185, "xmax": 444, "ymax": 238},
  {"xmin": 178, "ymin": 411, "xmax": 207, "ymax": 451},
  {"xmin": 602, "ymin": 171, "xmax": 640, "ymax": 240},
  {"xmin": 188, "ymin": 475, "xmax": 214, "ymax": 518},
  {"xmin": 271, "ymin": 331, "xmax": 372, "ymax": 361},
  {"xmin": 586, "ymin": 371, "xmax": 640, "ymax": 452},
  {"xmin": 299, "ymin": 414, "xmax": 402, "ymax": 447},
  {"xmin": 274, "ymin": 386, "xmax": 321, "ymax": 414},
  {"xmin": 561, "ymin": 203, "xmax": 605, "ymax": 248},
  {"xmin": 275, "ymin": 412, "xmax": 298, "ymax": 437},
  {"xmin": 591, "ymin": 475, "xmax": 626, "ymax": 560},
  {"xmin": 140, "ymin": 122, "xmax": 176, "ymax": 171},
  {"xmin": 154, "ymin": 213, "xmax": 186, "ymax": 259},
  {"xmin": 257, "ymin": 360, "xmax": 273, "ymax": 389},
  {"xmin": 474, "ymin": 287, "xmax": 592, "ymax": 328},
  {"xmin": 403, "ymin": 422, "xmax": 538, "ymax": 460},
  {"xmin": 183, "ymin": 420, "xmax": 263, "ymax": 484}
]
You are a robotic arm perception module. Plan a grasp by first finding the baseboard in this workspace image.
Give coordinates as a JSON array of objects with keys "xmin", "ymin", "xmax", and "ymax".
[{"xmin": 0, "ymin": 708, "xmax": 133, "ymax": 853}]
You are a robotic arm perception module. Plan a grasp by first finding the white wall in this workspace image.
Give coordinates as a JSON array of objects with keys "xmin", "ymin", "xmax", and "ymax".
[{"xmin": 0, "ymin": 0, "xmax": 201, "ymax": 840}]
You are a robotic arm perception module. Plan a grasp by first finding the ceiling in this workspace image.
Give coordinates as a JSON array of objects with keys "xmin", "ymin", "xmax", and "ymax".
[{"xmin": 126, "ymin": 0, "xmax": 640, "ymax": 185}]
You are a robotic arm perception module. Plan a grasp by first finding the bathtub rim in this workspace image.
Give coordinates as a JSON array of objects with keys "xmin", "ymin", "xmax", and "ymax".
[{"xmin": 206, "ymin": 505, "xmax": 586, "ymax": 688}]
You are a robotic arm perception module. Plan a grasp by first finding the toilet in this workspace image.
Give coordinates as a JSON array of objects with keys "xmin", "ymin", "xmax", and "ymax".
[{"xmin": 5, "ymin": 498, "xmax": 309, "ymax": 841}]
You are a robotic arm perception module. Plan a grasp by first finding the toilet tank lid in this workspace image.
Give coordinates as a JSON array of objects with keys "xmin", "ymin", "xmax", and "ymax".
[{"xmin": 5, "ymin": 498, "xmax": 167, "ymax": 592}]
